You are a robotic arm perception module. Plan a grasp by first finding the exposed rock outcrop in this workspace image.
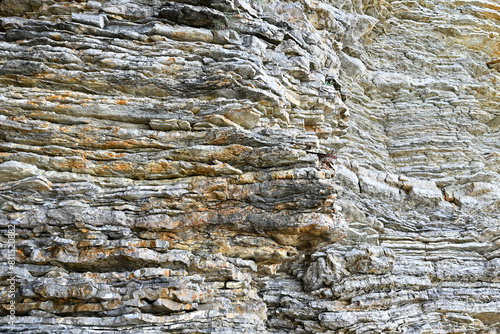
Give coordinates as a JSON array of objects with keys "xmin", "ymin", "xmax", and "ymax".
[{"xmin": 0, "ymin": 0, "xmax": 499, "ymax": 333}]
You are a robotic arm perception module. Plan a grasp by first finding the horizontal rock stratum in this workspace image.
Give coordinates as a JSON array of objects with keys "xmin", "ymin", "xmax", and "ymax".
[{"xmin": 0, "ymin": 0, "xmax": 499, "ymax": 333}]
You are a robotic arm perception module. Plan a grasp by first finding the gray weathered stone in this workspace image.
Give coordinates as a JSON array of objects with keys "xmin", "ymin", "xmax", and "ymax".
[{"xmin": 0, "ymin": 0, "xmax": 499, "ymax": 333}]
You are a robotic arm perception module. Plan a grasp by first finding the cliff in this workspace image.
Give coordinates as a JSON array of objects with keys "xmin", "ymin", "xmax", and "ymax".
[{"xmin": 0, "ymin": 0, "xmax": 499, "ymax": 333}]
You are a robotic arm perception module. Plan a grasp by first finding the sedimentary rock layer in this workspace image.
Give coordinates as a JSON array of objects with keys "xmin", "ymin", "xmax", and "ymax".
[{"xmin": 0, "ymin": 0, "xmax": 499, "ymax": 333}]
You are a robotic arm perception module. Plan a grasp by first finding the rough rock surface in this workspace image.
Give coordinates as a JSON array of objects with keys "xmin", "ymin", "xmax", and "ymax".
[{"xmin": 0, "ymin": 0, "xmax": 499, "ymax": 333}]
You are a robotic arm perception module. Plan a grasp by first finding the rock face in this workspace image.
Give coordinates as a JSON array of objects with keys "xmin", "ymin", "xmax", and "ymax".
[{"xmin": 0, "ymin": 0, "xmax": 499, "ymax": 333}]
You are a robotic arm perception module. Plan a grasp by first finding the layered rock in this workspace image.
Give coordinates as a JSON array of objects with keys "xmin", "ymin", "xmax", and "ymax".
[{"xmin": 0, "ymin": 0, "xmax": 499, "ymax": 333}]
